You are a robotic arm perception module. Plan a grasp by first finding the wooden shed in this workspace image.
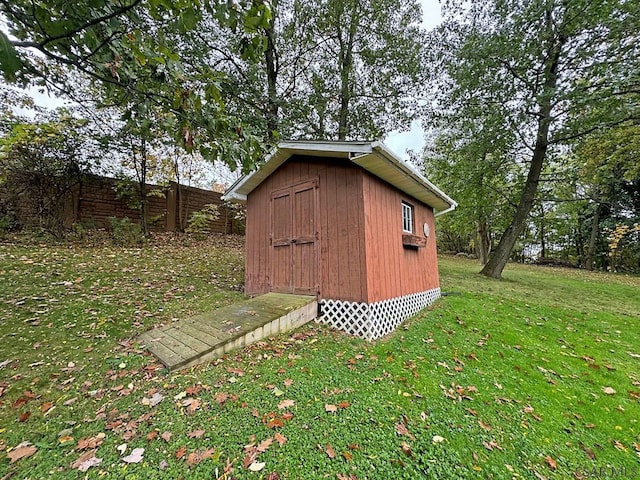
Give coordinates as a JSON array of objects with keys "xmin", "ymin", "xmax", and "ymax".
[{"xmin": 223, "ymin": 141, "xmax": 456, "ymax": 340}]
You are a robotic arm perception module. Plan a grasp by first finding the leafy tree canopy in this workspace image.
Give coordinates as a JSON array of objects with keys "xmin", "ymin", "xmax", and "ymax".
[
  {"xmin": 427, "ymin": 0, "xmax": 640, "ymax": 277},
  {"xmin": 0, "ymin": 0, "xmax": 272, "ymax": 171}
]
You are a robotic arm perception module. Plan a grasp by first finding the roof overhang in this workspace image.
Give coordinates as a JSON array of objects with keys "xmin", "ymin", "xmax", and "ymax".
[{"xmin": 222, "ymin": 140, "xmax": 457, "ymax": 214}]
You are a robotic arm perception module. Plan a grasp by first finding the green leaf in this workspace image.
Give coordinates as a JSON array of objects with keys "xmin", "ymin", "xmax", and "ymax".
[
  {"xmin": 0, "ymin": 31, "xmax": 22, "ymax": 82},
  {"xmin": 179, "ymin": 9, "xmax": 199, "ymax": 31}
]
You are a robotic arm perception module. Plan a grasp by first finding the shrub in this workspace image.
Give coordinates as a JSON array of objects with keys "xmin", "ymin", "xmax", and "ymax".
[
  {"xmin": 108, "ymin": 217, "xmax": 144, "ymax": 246},
  {"xmin": 185, "ymin": 204, "xmax": 220, "ymax": 237}
]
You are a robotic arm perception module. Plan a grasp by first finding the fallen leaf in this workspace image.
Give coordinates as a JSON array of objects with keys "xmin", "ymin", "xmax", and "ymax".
[
  {"xmin": 602, "ymin": 387, "xmax": 616, "ymax": 395},
  {"xmin": 187, "ymin": 448, "xmax": 216, "ymax": 466},
  {"xmin": 544, "ymin": 455, "xmax": 557, "ymax": 470},
  {"xmin": 116, "ymin": 443, "xmax": 127, "ymax": 454},
  {"xmin": 214, "ymin": 391, "xmax": 229, "ymax": 405},
  {"xmin": 188, "ymin": 429, "xmax": 205, "ymax": 439},
  {"xmin": 583, "ymin": 446, "xmax": 596, "ymax": 460},
  {"xmin": 483, "ymin": 440, "xmax": 503, "ymax": 451},
  {"xmin": 161, "ymin": 431, "xmax": 172, "ymax": 442},
  {"xmin": 274, "ymin": 432, "xmax": 287, "ymax": 447},
  {"xmin": 283, "ymin": 379, "xmax": 294, "ymax": 387},
  {"xmin": 342, "ymin": 451, "xmax": 353, "ymax": 462},
  {"xmin": 76, "ymin": 433, "xmax": 106, "ymax": 451},
  {"xmin": 18, "ymin": 411, "xmax": 31, "ymax": 422},
  {"xmin": 122, "ymin": 447, "xmax": 144, "ymax": 463},
  {"xmin": 267, "ymin": 472, "xmax": 281, "ymax": 480},
  {"xmin": 478, "ymin": 420, "xmax": 492, "ymax": 431},
  {"xmin": 71, "ymin": 449, "xmax": 102, "ymax": 472},
  {"xmin": 325, "ymin": 443, "xmax": 336, "ymax": 459},
  {"xmin": 40, "ymin": 402, "xmax": 54, "ymax": 414},
  {"xmin": 146, "ymin": 392, "xmax": 163, "ymax": 407},
  {"xmin": 325, "ymin": 404, "xmax": 337, "ymax": 413},
  {"xmin": 278, "ymin": 399, "xmax": 295, "ymax": 410},
  {"xmin": 185, "ymin": 398, "xmax": 201, "ymax": 413},
  {"xmin": 432, "ymin": 435, "xmax": 445, "ymax": 444},
  {"xmin": 147, "ymin": 431, "xmax": 158, "ymax": 441},
  {"xmin": 257, "ymin": 438, "xmax": 273, "ymax": 453},
  {"xmin": 58, "ymin": 435, "xmax": 74, "ymax": 444},
  {"xmin": 176, "ymin": 445, "xmax": 187, "ymax": 459},
  {"xmin": 249, "ymin": 461, "xmax": 266, "ymax": 472},
  {"xmin": 267, "ymin": 417, "xmax": 284, "ymax": 429},
  {"xmin": 395, "ymin": 422, "xmax": 415, "ymax": 440},
  {"xmin": 338, "ymin": 401, "xmax": 350, "ymax": 409},
  {"xmin": 400, "ymin": 441, "xmax": 413, "ymax": 457},
  {"xmin": 613, "ymin": 440, "xmax": 627, "ymax": 451},
  {"xmin": 8, "ymin": 445, "xmax": 37, "ymax": 463},
  {"xmin": 13, "ymin": 396, "xmax": 29, "ymax": 409}
]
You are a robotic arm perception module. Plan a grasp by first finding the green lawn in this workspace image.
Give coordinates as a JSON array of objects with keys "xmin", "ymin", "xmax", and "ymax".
[{"xmin": 1, "ymin": 238, "xmax": 639, "ymax": 479}]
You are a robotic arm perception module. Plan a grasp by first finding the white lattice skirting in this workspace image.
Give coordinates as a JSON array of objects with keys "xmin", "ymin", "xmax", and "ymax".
[{"xmin": 318, "ymin": 288, "xmax": 441, "ymax": 341}]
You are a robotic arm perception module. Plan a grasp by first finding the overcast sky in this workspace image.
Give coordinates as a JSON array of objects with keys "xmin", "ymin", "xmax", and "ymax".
[{"xmin": 384, "ymin": 0, "xmax": 443, "ymax": 159}]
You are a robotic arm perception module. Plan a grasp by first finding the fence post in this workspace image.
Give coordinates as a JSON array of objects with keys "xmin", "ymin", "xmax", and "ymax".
[{"xmin": 166, "ymin": 182, "xmax": 177, "ymax": 232}]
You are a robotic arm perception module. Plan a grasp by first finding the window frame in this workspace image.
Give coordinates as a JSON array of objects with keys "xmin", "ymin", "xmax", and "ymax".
[{"xmin": 401, "ymin": 201, "xmax": 414, "ymax": 233}]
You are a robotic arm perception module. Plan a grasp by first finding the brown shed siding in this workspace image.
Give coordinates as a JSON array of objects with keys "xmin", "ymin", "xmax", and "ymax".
[
  {"xmin": 245, "ymin": 156, "xmax": 367, "ymax": 301},
  {"xmin": 362, "ymin": 171, "xmax": 439, "ymax": 303}
]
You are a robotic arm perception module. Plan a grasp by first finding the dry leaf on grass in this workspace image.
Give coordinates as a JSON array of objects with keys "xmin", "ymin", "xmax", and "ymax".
[
  {"xmin": 478, "ymin": 420, "xmax": 492, "ymax": 431},
  {"xmin": 325, "ymin": 404, "xmax": 337, "ymax": 413},
  {"xmin": 400, "ymin": 441, "xmax": 413, "ymax": 457},
  {"xmin": 278, "ymin": 399, "xmax": 295, "ymax": 410},
  {"xmin": 325, "ymin": 443, "xmax": 336, "ymax": 459},
  {"xmin": 7, "ymin": 445, "xmax": 37, "ymax": 464},
  {"xmin": 395, "ymin": 422, "xmax": 415, "ymax": 440},
  {"xmin": 544, "ymin": 455, "xmax": 557, "ymax": 470},
  {"xmin": 76, "ymin": 432, "xmax": 106, "ymax": 451},
  {"xmin": 248, "ymin": 461, "xmax": 266, "ymax": 472},
  {"xmin": 71, "ymin": 449, "xmax": 102, "ymax": 472},
  {"xmin": 274, "ymin": 432, "xmax": 287, "ymax": 446},
  {"xmin": 122, "ymin": 447, "xmax": 144, "ymax": 464}
]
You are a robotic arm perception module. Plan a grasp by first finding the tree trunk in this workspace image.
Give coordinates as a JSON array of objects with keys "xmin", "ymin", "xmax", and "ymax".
[
  {"xmin": 476, "ymin": 218, "xmax": 491, "ymax": 265},
  {"xmin": 337, "ymin": 1, "xmax": 358, "ymax": 141},
  {"xmin": 137, "ymin": 138, "xmax": 149, "ymax": 237},
  {"xmin": 173, "ymin": 152, "xmax": 185, "ymax": 232},
  {"xmin": 480, "ymin": 12, "xmax": 566, "ymax": 279},
  {"xmin": 539, "ymin": 206, "xmax": 546, "ymax": 259},
  {"xmin": 264, "ymin": 15, "xmax": 279, "ymax": 144},
  {"xmin": 585, "ymin": 202, "xmax": 602, "ymax": 271}
]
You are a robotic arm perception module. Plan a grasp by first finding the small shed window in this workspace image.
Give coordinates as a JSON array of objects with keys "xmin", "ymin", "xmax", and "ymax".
[{"xmin": 402, "ymin": 201, "xmax": 414, "ymax": 233}]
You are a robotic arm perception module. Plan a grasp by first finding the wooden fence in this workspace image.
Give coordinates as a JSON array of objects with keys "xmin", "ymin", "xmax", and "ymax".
[{"xmin": 1, "ymin": 173, "xmax": 243, "ymax": 234}]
